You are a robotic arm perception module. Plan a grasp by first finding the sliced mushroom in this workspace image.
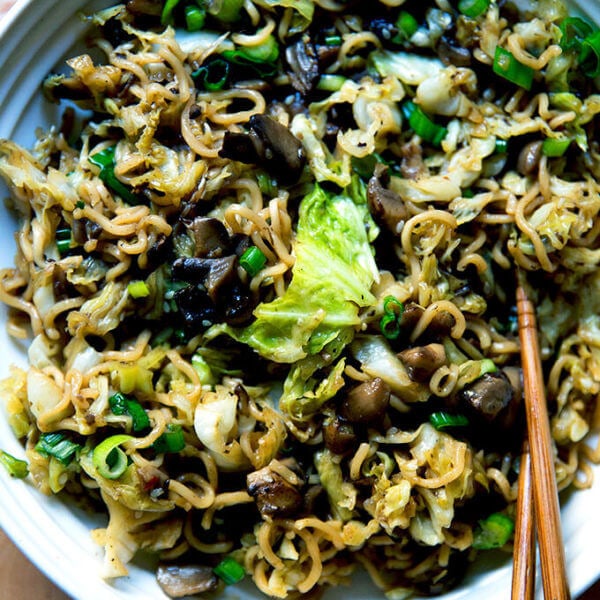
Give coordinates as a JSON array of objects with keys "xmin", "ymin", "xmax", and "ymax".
[
  {"xmin": 247, "ymin": 465, "xmax": 303, "ymax": 518},
  {"xmin": 189, "ymin": 217, "xmax": 231, "ymax": 258},
  {"xmin": 340, "ymin": 377, "xmax": 391, "ymax": 424},
  {"xmin": 219, "ymin": 114, "xmax": 306, "ymax": 184},
  {"xmin": 399, "ymin": 302, "xmax": 455, "ymax": 340},
  {"xmin": 156, "ymin": 564, "xmax": 218, "ymax": 598},
  {"xmin": 459, "ymin": 370, "xmax": 515, "ymax": 424},
  {"xmin": 400, "ymin": 140, "xmax": 427, "ymax": 180},
  {"xmin": 517, "ymin": 140, "xmax": 543, "ymax": 176},
  {"xmin": 367, "ymin": 164, "xmax": 407, "ymax": 234},
  {"xmin": 285, "ymin": 36, "xmax": 319, "ymax": 94},
  {"xmin": 172, "ymin": 256, "xmax": 236, "ymax": 302},
  {"xmin": 398, "ymin": 343, "xmax": 447, "ymax": 382},
  {"xmin": 323, "ymin": 415, "xmax": 357, "ymax": 454}
]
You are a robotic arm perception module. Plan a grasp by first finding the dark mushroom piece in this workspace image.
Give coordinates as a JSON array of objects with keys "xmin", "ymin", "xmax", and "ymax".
[
  {"xmin": 517, "ymin": 140, "xmax": 543, "ymax": 176},
  {"xmin": 340, "ymin": 377, "xmax": 391, "ymax": 424},
  {"xmin": 398, "ymin": 343, "xmax": 447, "ymax": 382},
  {"xmin": 247, "ymin": 465, "xmax": 303, "ymax": 518},
  {"xmin": 399, "ymin": 140, "xmax": 427, "ymax": 180},
  {"xmin": 219, "ymin": 114, "xmax": 306, "ymax": 184},
  {"xmin": 188, "ymin": 217, "xmax": 231, "ymax": 258},
  {"xmin": 156, "ymin": 564, "xmax": 218, "ymax": 598},
  {"xmin": 285, "ymin": 35, "xmax": 319, "ymax": 95},
  {"xmin": 323, "ymin": 415, "xmax": 358, "ymax": 454},
  {"xmin": 367, "ymin": 164, "xmax": 408, "ymax": 234},
  {"xmin": 398, "ymin": 302, "xmax": 456, "ymax": 341}
]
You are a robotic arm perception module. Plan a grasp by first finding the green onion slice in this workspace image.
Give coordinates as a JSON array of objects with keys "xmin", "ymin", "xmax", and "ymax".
[
  {"xmin": 56, "ymin": 227, "xmax": 72, "ymax": 255},
  {"xmin": 579, "ymin": 30, "xmax": 600, "ymax": 78},
  {"xmin": 380, "ymin": 313, "xmax": 401, "ymax": 340},
  {"xmin": 325, "ymin": 34, "xmax": 342, "ymax": 46},
  {"xmin": 429, "ymin": 411, "xmax": 470, "ymax": 430},
  {"xmin": 542, "ymin": 137, "xmax": 571, "ymax": 157},
  {"xmin": 316, "ymin": 74, "xmax": 347, "ymax": 92},
  {"xmin": 472, "ymin": 512, "xmax": 515, "ymax": 550},
  {"xmin": 493, "ymin": 46, "xmax": 535, "ymax": 90},
  {"xmin": 208, "ymin": 0, "xmax": 244, "ymax": 23},
  {"xmin": 0, "ymin": 450, "xmax": 29, "ymax": 479},
  {"xmin": 383, "ymin": 295, "xmax": 404, "ymax": 318},
  {"xmin": 240, "ymin": 246, "xmax": 267, "ymax": 277},
  {"xmin": 185, "ymin": 4, "xmax": 206, "ymax": 31},
  {"xmin": 127, "ymin": 280, "xmax": 151, "ymax": 299},
  {"xmin": 240, "ymin": 35, "xmax": 279, "ymax": 63},
  {"xmin": 35, "ymin": 432, "xmax": 81, "ymax": 466},
  {"xmin": 402, "ymin": 101, "xmax": 447, "ymax": 147},
  {"xmin": 458, "ymin": 0, "xmax": 490, "ymax": 19},
  {"xmin": 152, "ymin": 424, "xmax": 186, "ymax": 454},
  {"xmin": 396, "ymin": 11, "xmax": 419, "ymax": 41},
  {"xmin": 478, "ymin": 358, "xmax": 497, "ymax": 377},
  {"xmin": 161, "ymin": 0, "xmax": 181, "ymax": 25},
  {"xmin": 559, "ymin": 16, "xmax": 595, "ymax": 52},
  {"xmin": 494, "ymin": 138, "xmax": 508, "ymax": 153},
  {"xmin": 93, "ymin": 434, "xmax": 133, "ymax": 479},
  {"xmin": 89, "ymin": 146, "xmax": 142, "ymax": 205},
  {"xmin": 213, "ymin": 556, "xmax": 246, "ymax": 585},
  {"xmin": 109, "ymin": 392, "xmax": 151, "ymax": 432},
  {"xmin": 192, "ymin": 58, "xmax": 230, "ymax": 91}
]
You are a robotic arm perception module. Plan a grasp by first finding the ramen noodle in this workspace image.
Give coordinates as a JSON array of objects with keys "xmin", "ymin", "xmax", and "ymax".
[{"xmin": 0, "ymin": 0, "xmax": 600, "ymax": 597}]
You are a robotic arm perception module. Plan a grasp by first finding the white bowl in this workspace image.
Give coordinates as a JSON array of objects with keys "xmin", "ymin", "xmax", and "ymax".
[{"xmin": 1, "ymin": 1, "xmax": 599, "ymax": 598}]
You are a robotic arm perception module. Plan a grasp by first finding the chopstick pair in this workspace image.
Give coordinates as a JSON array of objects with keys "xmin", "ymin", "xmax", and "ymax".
[{"xmin": 512, "ymin": 278, "xmax": 570, "ymax": 600}]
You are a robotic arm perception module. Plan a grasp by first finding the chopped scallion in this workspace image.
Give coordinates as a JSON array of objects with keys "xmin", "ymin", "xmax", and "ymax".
[
  {"xmin": 316, "ymin": 74, "xmax": 347, "ymax": 92},
  {"xmin": 161, "ymin": 0, "xmax": 181, "ymax": 25},
  {"xmin": 429, "ymin": 412, "xmax": 470, "ymax": 430},
  {"xmin": 396, "ymin": 11, "xmax": 418, "ymax": 41},
  {"xmin": 542, "ymin": 137, "xmax": 571, "ymax": 157},
  {"xmin": 472, "ymin": 512, "xmax": 515, "ymax": 550},
  {"xmin": 239, "ymin": 246, "xmax": 267, "ymax": 277},
  {"xmin": 109, "ymin": 392, "xmax": 150, "ymax": 432},
  {"xmin": 89, "ymin": 146, "xmax": 142, "ymax": 205},
  {"xmin": 402, "ymin": 101, "xmax": 447, "ymax": 147},
  {"xmin": 493, "ymin": 46, "xmax": 535, "ymax": 90},
  {"xmin": 478, "ymin": 358, "xmax": 497, "ymax": 377},
  {"xmin": 579, "ymin": 30, "xmax": 600, "ymax": 78},
  {"xmin": 213, "ymin": 556, "xmax": 246, "ymax": 585},
  {"xmin": 383, "ymin": 295, "xmax": 404, "ymax": 318},
  {"xmin": 75, "ymin": 200, "xmax": 85, "ymax": 209},
  {"xmin": 0, "ymin": 450, "xmax": 29, "ymax": 479},
  {"xmin": 152, "ymin": 424, "xmax": 186, "ymax": 454},
  {"xmin": 93, "ymin": 434, "xmax": 133, "ymax": 479},
  {"xmin": 56, "ymin": 227, "xmax": 72, "ymax": 255},
  {"xmin": 185, "ymin": 3, "xmax": 206, "ymax": 31},
  {"xmin": 208, "ymin": 0, "xmax": 244, "ymax": 23},
  {"xmin": 325, "ymin": 34, "xmax": 342, "ymax": 46},
  {"xmin": 380, "ymin": 313, "xmax": 401, "ymax": 340},
  {"xmin": 240, "ymin": 35, "xmax": 279, "ymax": 63},
  {"xmin": 559, "ymin": 16, "xmax": 595, "ymax": 52},
  {"xmin": 458, "ymin": 0, "xmax": 490, "ymax": 19},
  {"xmin": 127, "ymin": 280, "xmax": 151, "ymax": 299},
  {"xmin": 192, "ymin": 58, "xmax": 230, "ymax": 91},
  {"xmin": 35, "ymin": 432, "xmax": 81, "ymax": 466},
  {"xmin": 494, "ymin": 138, "xmax": 508, "ymax": 153}
]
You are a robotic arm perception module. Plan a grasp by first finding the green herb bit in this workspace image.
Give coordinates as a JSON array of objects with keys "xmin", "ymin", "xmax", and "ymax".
[
  {"xmin": 192, "ymin": 58, "xmax": 230, "ymax": 91},
  {"xmin": 383, "ymin": 295, "xmax": 404, "ymax": 317},
  {"xmin": 208, "ymin": 0, "xmax": 244, "ymax": 23},
  {"xmin": 152, "ymin": 424, "xmax": 186, "ymax": 454},
  {"xmin": 478, "ymin": 358, "xmax": 497, "ymax": 377},
  {"xmin": 240, "ymin": 35, "xmax": 279, "ymax": 63},
  {"xmin": 402, "ymin": 100, "xmax": 447, "ymax": 147},
  {"xmin": 35, "ymin": 432, "xmax": 81, "ymax": 466},
  {"xmin": 240, "ymin": 246, "xmax": 267, "ymax": 277},
  {"xmin": 213, "ymin": 556, "xmax": 246, "ymax": 585},
  {"xmin": 185, "ymin": 3, "xmax": 206, "ymax": 31},
  {"xmin": 89, "ymin": 146, "xmax": 142, "ymax": 205},
  {"xmin": 542, "ymin": 136, "xmax": 571, "ymax": 157},
  {"xmin": 109, "ymin": 392, "xmax": 151, "ymax": 432},
  {"xmin": 429, "ymin": 411, "xmax": 470, "ymax": 431},
  {"xmin": 395, "ymin": 11, "xmax": 418, "ymax": 41},
  {"xmin": 494, "ymin": 138, "xmax": 508, "ymax": 154},
  {"xmin": 579, "ymin": 30, "xmax": 600, "ymax": 78},
  {"xmin": 93, "ymin": 434, "xmax": 133, "ymax": 479},
  {"xmin": 559, "ymin": 16, "xmax": 595, "ymax": 52},
  {"xmin": 56, "ymin": 227, "xmax": 72, "ymax": 255},
  {"xmin": 0, "ymin": 450, "xmax": 29, "ymax": 479},
  {"xmin": 458, "ymin": 0, "xmax": 490, "ymax": 19},
  {"xmin": 161, "ymin": 0, "xmax": 181, "ymax": 25},
  {"xmin": 75, "ymin": 200, "xmax": 85, "ymax": 210},
  {"xmin": 493, "ymin": 47, "xmax": 535, "ymax": 90},
  {"xmin": 380, "ymin": 313, "xmax": 401, "ymax": 340},
  {"xmin": 324, "ymin": 34, "xmax": 342, "ymax": 46},
  {"xmin": 472, "ymin": 512, "xmax": 515, "ymax": 550},
  {"xmin": 316, "ymin": 74, "xmax": 347, "ymax": 92},
  {"xmin": 127, "ymin": 280, "xmax": 150, "ymax": 299}
]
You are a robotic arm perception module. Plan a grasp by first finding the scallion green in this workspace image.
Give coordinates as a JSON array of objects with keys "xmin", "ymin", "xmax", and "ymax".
[
  {"xmin": 89, "ymin": 146, "xmax": 141, "ymax": 205},
  {"xmin": 35, "ymin": 432, "xmax": 81, "ymax": 466},
  {"xmin": 240, "ymin": 35, "xmax": 279, "ymax": 63},
  {"xmin": 0, "ymin": 450, "xmax": 29, "ymax": 479},
  {"xmin": 208, "ymin": 0, "xmax": 244, "ymax": 23},
  {"xmin": 402, "ymin": 101, "xmax": 447, "ymax": 147},
  {"xmin": 493, "ymin": 46, "xmax": 535, "ymax": 90},
  {"xmin": 396, "ymin": 11, "xmax": 418, "ymax": 41},
  {"xmin": 109, "ymin": 392, "xmax": 151, "ymax": 432},
  {"xmin": 380, "ymin": 313, "xmax": 401, "ymax": 340},
  {"xmin": 559, "ymin": 16, "xmax": 595, "ymax": 52},
  {"xmin": 325, "ymin": 34, "xmax": 342, "ymax": 46},
  {"xmin": 239, "ymin": 246, "xmax": 267, "ymax": 277},
  {"xmin": 429, "ymin": 411, "xmax": 470, "ymax": 430},
  {"xmin": 152, "ymin": 424, "xmax": 186, "ymax": 454},
  {"xmin": 213, "ymin": 556, "xmax": 246, "ymax": 585},
  {"xmin": 458, "ymin": 0, "xmax": 490, "ymax": 19},
  {"xmin": 93, "ymin": 434, "xmax": 133, "ymax": 479},
  {"xmin": 316, "ymin": 74, "xmax": 347, "ymax": 92},
  {"xmin": 161, "ymin": 0, "xmax": 181, "ymax": 26},
  {"xmin": 542, "ymin": 136, "xmax": 571, "ymax": 157},
  {"xmin": 127, "ymin": 280, "xmax": 151, "ymax": 299},
  {"xmin": 192, "ymin": 58, "xmax": 230, "ymax": 91},
  {"xmin": 472, "ymin": 512, "xmax": 515, "ymax": 550},
  {"xmin": 579, "ymin": 30, "xmax": 600, "ymax": 78},
  {"xmin": 495, "ymin": 138, "xmax": 508, "ymax": 153},
  {"xmin": 185, "ymin": 4, "xmax": 206, "ymax": 31},
  {"xmin": 56, "ymin": 227, "xmax": 72, "ymax": 255}
]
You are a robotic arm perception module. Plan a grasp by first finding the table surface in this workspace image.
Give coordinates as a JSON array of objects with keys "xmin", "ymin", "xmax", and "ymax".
[{"xmin": 1, "ymin": 1, "xmax": 600, "ymax": 599}]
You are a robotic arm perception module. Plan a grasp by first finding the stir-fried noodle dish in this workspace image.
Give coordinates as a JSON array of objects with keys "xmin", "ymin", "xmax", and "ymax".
[{"xmin": 2, "ymin": 0, "xmax": 600, "ymax": 596}]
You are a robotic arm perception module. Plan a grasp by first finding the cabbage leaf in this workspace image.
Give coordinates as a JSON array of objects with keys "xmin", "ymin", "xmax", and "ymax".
[{"xmin": 211, "ymin": 183, "xmax": 378, "ymax": 364}]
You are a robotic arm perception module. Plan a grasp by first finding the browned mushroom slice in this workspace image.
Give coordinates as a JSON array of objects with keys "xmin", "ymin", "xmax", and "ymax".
[
  {"xmin": 189, "ymin": 217, "xmax": 231, "ymax": 258},
  {"xmin": 398, "ymin": 343, "xmax": 447, "ymax": 382},
  {"xmin": 156, "ymin": 564, "xmax": 218, "ymax": 598},
  {"xmin": 459, "ymin": 370, "xmax": 515, "ymax": 425},
  {"xmin": 247, "ymin": 465, "xmax": 303, "ymax": 518},
  {"xmin": 367, "ymin": 164, "xmax": 407, "ymax": 233},
  {"xmin": 323, "ymin": 415, "xmax": 357, "ymax": 454},
  {"xmin": 340, "ymin": 377, "xmax": 391, "ymax": 424},
  {"xmin": 285, "ymin": 36, "xmax": 319, "ymax": 94}
]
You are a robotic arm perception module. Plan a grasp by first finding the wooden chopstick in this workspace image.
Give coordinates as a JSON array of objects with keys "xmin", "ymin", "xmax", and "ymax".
[
  {"xmin": 511, "ymin": 439, "xmax": 536, "ymax": 600},
  {"xmin": 516, "ymin": 280, "xmax": 570, "ymax": 600}
]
